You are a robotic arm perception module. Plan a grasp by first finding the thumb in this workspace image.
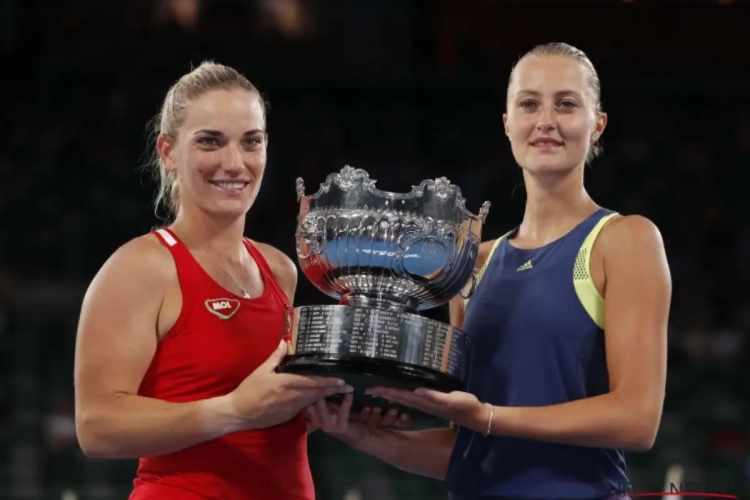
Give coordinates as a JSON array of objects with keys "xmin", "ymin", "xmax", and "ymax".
[
  {"xmin": 413, "ymin": 388, "xmax": 451, "ymax": 404},
  {"xmin": 262, "ymin": 340, "xmax": 290, "ymax": 370}
]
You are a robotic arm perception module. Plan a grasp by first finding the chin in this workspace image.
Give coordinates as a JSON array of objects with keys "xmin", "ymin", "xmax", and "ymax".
[
  {"xmin": 522, "ymin": 158, "xmax": 581, "ymax": 175},
  {"xmin": 204, "ymin": 200, "xmax": 253, "ymax": 219}
]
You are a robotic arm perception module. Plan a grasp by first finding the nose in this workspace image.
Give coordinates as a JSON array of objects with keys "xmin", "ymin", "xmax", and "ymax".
[
  {"xmin": 223, "ymin": 143, "xmax": 245, "ymax": 174},
  {"xmin": 535, "ymin": 104, "xmax": 556, "ymax": 132}
]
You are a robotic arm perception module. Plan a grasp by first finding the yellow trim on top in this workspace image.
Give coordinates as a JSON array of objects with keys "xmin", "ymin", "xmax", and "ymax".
[
  {"xmin": 573, "ymin": 213, "xmax": 619, "ymax": 329},
  {"xmin": 463, "ymin": 234, "xmax": 507, "ymax": 311}
]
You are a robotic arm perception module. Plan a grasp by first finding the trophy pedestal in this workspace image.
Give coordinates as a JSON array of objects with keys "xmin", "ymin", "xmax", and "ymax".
[{"xmin": 276, "ymin": 304, "xmax": 471, "ymax": 428}]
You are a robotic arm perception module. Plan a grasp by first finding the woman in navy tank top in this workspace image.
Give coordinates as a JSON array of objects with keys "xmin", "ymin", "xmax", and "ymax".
[{"xmin": 307, "ymin": 43, "xmax": 671, "ymax": 500}]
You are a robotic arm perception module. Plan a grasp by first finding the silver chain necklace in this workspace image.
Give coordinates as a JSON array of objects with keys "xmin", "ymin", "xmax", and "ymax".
[{"xmin": 218, "ymin": 253, "xmax": 252, "ymax": 299}]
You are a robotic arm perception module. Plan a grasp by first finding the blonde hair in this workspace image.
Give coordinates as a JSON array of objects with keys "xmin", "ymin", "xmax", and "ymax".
[
  {"xmin": 148, "ymin": 61, "xmax": 266, "ymax": 219},
  {"xmin": 509, "ymin": 42, "xmax": 603, "ymax": 163}
]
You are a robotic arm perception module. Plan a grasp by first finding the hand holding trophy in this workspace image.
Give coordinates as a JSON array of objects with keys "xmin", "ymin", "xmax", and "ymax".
[{"xmin": 276, "ymin": 166, "xmax": 490, "ymax": 426}]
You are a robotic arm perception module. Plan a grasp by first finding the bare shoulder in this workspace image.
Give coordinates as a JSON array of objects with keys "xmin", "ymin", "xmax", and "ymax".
[
  {"xmin": 598, "ymin": 215, "xmax": 666, "ymax": 254},
  {"xmin": 597, "ymin": 214, "xmax": 671, "ymax": 291},
  {"xmin": 249, "ymin": 241, "xmax": 298, "ymax": 302},
  {"xmin": 82, "ymin": 233, "xmax": 176, "ymax": 313},
  {"xmin": 92, "ymin": 234, "xmax": 174, "ymax": 291}
]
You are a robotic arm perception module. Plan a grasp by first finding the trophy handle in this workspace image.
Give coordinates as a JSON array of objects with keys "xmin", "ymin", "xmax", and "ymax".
[{"xmin": 459, "ymin": 268, "xmax": 477, "ymax": 300}]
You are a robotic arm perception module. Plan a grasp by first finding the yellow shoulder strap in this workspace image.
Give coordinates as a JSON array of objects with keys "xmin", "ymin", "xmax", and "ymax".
[
  {"xmin": 573, "ymin": 213, "xmax": 619, "ymax": 329},
  {"xmin": 463, "ymin": 233, "xmax": 508, "ymax": 311}
]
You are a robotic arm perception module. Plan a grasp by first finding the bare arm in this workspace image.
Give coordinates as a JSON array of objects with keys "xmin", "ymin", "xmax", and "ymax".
[
  {"xmin": 74, "ymin": 236, "xmax": 244, "ymax": 458},
  {"xmin": 487, "ymin": 216, "xmax": 670, "ymax": 450},
  {"xmin": 349, "ymin": 427, "xmax": 457, "ymax": 480}
]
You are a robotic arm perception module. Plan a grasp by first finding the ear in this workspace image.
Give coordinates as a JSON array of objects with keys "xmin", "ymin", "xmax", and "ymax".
[
  {"xmin": 502, "ymin": 113, "xmax": 510, "ymax": 137},
  {"xmin": 156, "ymin": 135, "xmax": 177, "ymax": 173},
  {"xmin": 593, "ymin": 112, "xmax": 608, "ymax": 140}
]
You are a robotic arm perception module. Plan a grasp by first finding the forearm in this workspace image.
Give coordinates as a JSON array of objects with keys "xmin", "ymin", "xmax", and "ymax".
[
  {"xmin": 77, "ymin": 394, "xmax": 241, "ymax": 459},
  {"xmin": 491, "ymin": 392, "xmax": 659, "ymax": 451},
  {"xmin": 351, "ymin": 427, "xmax": 456, "ymax": 480}
]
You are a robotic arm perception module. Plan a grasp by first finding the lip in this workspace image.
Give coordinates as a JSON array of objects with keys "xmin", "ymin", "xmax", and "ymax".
[
  {"xmin": 208, "ymin": 180, "xmax": 250, "ymax": 194},
  {"xmin": 530, "ymin": 138, "xmax": 563, "ymax": 147}
]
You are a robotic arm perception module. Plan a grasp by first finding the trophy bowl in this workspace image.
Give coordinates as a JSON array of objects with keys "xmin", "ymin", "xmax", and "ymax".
[{"xmin": 277, "ymin": 166, "xmax": 490, "ymax": 421}]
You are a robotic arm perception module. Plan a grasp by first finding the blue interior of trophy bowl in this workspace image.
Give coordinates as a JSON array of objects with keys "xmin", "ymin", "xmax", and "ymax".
[
  {"xmin": 296, "ymin": 171, "xmax": 483, "ymax": 310},
  {"xmin": 318, "ymin": 235, "xmax": 454, "ymax": 281}
]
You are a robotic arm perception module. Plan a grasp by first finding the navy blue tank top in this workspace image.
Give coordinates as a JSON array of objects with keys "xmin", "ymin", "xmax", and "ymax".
[{"xmin": 445, "ymin": 208, "xmax": 629, "ymax": 500}]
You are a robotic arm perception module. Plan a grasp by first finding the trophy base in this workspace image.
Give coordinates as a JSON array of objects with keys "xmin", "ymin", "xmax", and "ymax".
[
  {"xmin": 278, "ymin": 304, "xmax": 471, "ymax": 429},
  {"xmin": 277, "ymin": 353, "xmax": 462, "ymax": 428}
]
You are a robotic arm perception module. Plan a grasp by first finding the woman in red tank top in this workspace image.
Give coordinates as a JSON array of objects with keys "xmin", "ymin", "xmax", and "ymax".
[{"xmin": 73, "ymin": 62, "xmax": 354, "ymax": 500}]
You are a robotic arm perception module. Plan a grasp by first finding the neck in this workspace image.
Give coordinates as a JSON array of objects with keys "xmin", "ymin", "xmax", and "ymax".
[
  {"xmin": 517, "ymin": 166, "xmax": 598, "ymax": 244},
  {"xmin": 170, "ymin": 204, "xmax": 247, "ymax": 262}
]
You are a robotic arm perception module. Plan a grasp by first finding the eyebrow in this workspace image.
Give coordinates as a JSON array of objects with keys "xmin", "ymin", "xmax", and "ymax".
[
  {"xmin": 516, "ymin": 90, "xmax": 583, "ymax": 99},
  {"xmin": 194, "ymin": 128, "xmax": 266, "ymax": 136}
]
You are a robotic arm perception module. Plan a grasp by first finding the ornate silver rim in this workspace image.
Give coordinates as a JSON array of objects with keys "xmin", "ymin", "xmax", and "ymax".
[{"xmin": 296, "ymin": 165, "xmax": 491, "ymax": 223}]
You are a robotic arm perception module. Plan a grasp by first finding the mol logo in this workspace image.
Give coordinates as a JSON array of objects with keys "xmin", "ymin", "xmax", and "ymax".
[{"xmin": 204, "ymin": 298, "xmax": 241, "ymax": 320}]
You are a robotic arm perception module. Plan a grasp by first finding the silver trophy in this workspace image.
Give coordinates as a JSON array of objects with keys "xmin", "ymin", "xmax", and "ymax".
[{"xmin": 277, "ymin": 166, "xmax": 490, "ymax": 410}]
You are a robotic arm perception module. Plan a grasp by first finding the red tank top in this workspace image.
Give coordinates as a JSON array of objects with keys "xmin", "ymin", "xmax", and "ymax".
[{"xmin": 129, "ymin": 228, "xmax": 314, "ymax": 500}]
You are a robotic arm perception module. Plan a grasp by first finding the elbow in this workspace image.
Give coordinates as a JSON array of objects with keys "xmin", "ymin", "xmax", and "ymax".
[
  {"xmin": 624, "ymin": 411, "xmax": 661, "ymax": 452},
  {"xmin": 75, "ymin": 410, "xmax": 120, "ymax": 459}
]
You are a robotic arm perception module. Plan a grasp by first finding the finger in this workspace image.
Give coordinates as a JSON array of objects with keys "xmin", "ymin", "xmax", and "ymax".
[
  {"xmin": 283, "ymin": 374, "xmax": 349, "ymax": 389},
  {"xmin": 365, "ymin": 387, "xmax": 414, "ymax": 400},
  {"xmin": 336, "ymin": 392, "xmax": 354, "ymax": 432},
  {"xmin": 394, "ymin": 413, "xmax": 412, "ymax": 429},
  {"xmin": 366, "ymin": 407, "xmax": 383, "ymax": 427},
  {"xmin": 310, "ymin": 385, "xmax": 353, "ymax": 404},
  {"xmin": 304, "ymin": 406, "xmax": 322, "ymax": 429},
  {"xmin": 379, "ymin": 408, "xmax": 399, "ymax": 427},
  {"xmin": 413, "ymin": 388, "xmax": 453, "ymax": 405},
  {"xmin": 358, "ymin": 406, "xmax": 372, "ymax": 424},
  {"xmin": 370, "ymin": 390, "xmax": 442, "ymax": 415},
  {"xmin": 260, "ymin": 340, "xmax": 291, "ymax": 371},
  {"xmin": 314, "ymin": 399, "xmax": 333, "ymax": 425}
]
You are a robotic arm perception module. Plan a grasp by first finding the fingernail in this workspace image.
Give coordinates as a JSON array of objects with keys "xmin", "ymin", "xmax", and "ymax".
[
  {"xmin": 336, "ymin": 379, "xmax": 345, "ymax": 386},
  {"xmin": 388, "ymin": 409, "xmax": 397, "ymax": 417},
  {"xmin": 279, "ymin": 340, "xmax": 286, "ymax": 348},
  {"xmin": 341, "ymin": 385, "xmax": 354, "ymax": 393},
  {"xmin": 372, "ymin": 407, "xmax": 381, "ymax": 414},
  {"xmin": 414, "ymin": 388, "xmax": 425, "ymax": 395}
]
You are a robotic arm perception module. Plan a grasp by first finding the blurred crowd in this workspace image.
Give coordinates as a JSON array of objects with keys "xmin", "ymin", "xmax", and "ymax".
[{"xmin": 0, "ymin": 0, "xmax": 748, "ymax": 498}]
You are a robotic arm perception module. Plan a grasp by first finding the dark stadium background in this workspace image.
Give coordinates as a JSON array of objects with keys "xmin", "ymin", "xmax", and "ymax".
[{"xmin": 0, "ymin": 0, "xmax": 747, "ymax": 498}]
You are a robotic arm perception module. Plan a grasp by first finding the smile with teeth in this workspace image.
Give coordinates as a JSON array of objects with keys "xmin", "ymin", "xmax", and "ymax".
[{"xmin": 210, "ymin": 181, "xmax": 248, "ymax": 190}]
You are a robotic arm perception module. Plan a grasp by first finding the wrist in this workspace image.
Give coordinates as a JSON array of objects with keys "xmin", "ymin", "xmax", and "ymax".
[
  {"xmin": 348, "ymin": 426, "xmax": 389, "ymax": 451},
  {"xmin": 470, "ymin": 400, "xmax": 494, "ymax": 436},
  {"xmin": 203, "ymin": 394, "xmax": 246, "ymax": 435}
]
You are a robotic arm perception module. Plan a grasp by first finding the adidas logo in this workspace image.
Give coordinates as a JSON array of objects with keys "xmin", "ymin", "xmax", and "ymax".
[{"xmin": 516, "ymin": 260, "xmax": 533, "ymax": 272}]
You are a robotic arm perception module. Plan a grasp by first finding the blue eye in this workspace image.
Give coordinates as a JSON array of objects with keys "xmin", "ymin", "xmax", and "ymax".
[{"xmin": 197, "ymin": 137, "xmax": 219, "ymax": 146}]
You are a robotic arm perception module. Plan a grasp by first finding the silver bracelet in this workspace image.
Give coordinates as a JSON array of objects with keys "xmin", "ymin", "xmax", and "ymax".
[{"xmin": 483, "ymin": 403, "xmax": 494, "ymax": 437}]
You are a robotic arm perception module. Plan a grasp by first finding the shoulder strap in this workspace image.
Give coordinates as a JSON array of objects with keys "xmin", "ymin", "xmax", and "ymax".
[
  {"xmin": 463, "ymin": 231, "xmax": 512, "ymax": 311},
  {"xmin": 572, "ymin": 213, "xmax": 619, "ymax": 329},
  {"xmin": 151, "ymin": 227, "xmax": 195, "ymax": 324},
  {"xmin": 244, "ymin": 239, "xmax": 292, "ymax": 306}
]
